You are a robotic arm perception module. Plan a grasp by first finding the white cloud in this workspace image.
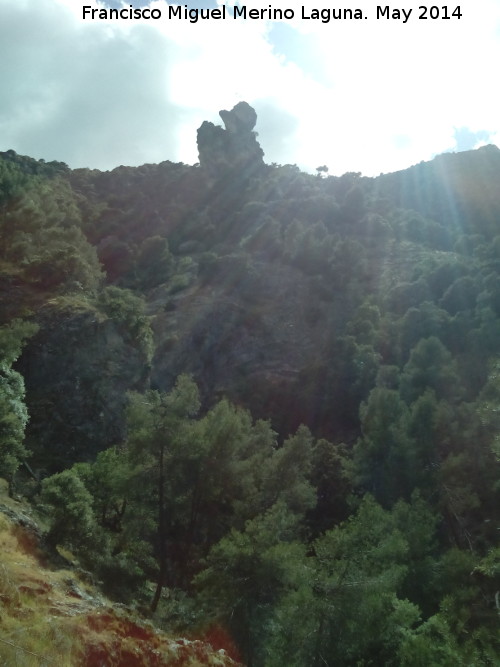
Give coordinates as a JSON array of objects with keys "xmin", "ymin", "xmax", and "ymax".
[{"xmin": 1, "ymin": 0, "xmax": 500, "ymax": 174}]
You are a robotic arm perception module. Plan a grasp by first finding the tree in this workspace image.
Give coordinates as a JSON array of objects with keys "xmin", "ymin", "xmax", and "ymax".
[
  {"xmin": 194, "ymin": 425, "xmax": 317, "ymax": 664},
  {"xmin": 307, "ymin": 438, "xmax": 351, "ymax": 536},
  {"xmin": 181, "ymin": 400, "xmax": 274, "ymax": 555},
  {"xmin": 40, "ymin": 469, "xmax": 96, "ymax": 549},
  {"xmin": 135, "ymin": 235, "xmax": 173, "ymax": 289},
  {"xmin": 0, "ymin": 320, "xmax": 38, "ymax": 490},
  {"xmin": 397, "ymin": 302, "xmax": 450, "ymax": 361},
  {"xmin": 98, "ymin": 286, "xmax": 154, "ymax": 362},
  {"xmin": 341, "ymin": 183, "xmax": 366, "ymax": 223},
  {"xmin": 126, "ymin": 375, "xmax": 200, "ymax": 612},
  {"xmin": 196, "ymin": 502, "xmax": 307, "ymax": 666},
  {"xmin": 259, "ymin": 425, "xmax": 316, "ymax": 516},
  {"xmin": 74, "ymin": 446, "xmax": 133, "ymax": 533},
  {"xmin": 1, "ymin": 177, "xmax": 103, "ymax": 292},
  {"xmin": 400, "ymin": 336, "xmax": 462, "ymax": 404},
  {"xmin": 72, "ymin": 447, "xmax": 150, "ymax": 600},
  {"xmin": 265, "ymin": 496, "xmax": 421, "ymax": 667},
  {"xmin": 353, "ymin": 387, "xmax": 417, "ymax": 505},
  {"xmin": 407, "ymin": 389, "xmax": 441, "ymax": 491}
]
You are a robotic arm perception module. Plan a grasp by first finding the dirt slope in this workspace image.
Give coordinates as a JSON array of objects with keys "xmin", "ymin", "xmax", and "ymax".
[{"xmin": 0, "ymin": 484, "xmax": 242, "ymax": 666}]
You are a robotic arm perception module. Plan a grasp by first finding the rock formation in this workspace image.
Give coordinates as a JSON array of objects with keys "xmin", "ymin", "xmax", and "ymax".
[
  {"xmin": 197, "ymin": 102, "xmax": 264, "ymax": 175},
  {"xmin": 219, "ymin": 101, "xmax": 257, "ymax": 134}
]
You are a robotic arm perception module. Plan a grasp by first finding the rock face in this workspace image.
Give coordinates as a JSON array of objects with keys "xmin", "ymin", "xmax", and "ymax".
[
  {"xmin": 17, "ymin": 303, "xmax": 150, "ymax": 472},
  {"xmin": 219, "ymin": 101, "xmax": 257, "ymax": 134},
  {"xmin": 150, "ymin": 258, "xmax": 338, "ymax": 437},
  {"xmin": 197, "ymin": 102, "xmax": 264, "ymax": 175}
]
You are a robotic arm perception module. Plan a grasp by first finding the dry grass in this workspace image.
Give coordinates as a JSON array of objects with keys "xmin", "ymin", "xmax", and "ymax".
[{"xmin": 0, "ymin": 504, "xmax": 241, "ymax": 666}]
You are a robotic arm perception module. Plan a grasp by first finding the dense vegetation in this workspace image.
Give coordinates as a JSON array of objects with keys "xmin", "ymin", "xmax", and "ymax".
[{"xmin": 0, "ymin": 134, "xmax": 499, "ymax": 665}]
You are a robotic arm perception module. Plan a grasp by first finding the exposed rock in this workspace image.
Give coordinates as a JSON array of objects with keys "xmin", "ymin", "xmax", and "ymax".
[
  {"xmin": 219, "ymin": 101, "xmax": 257, "ymax": 134},
  {"xmin": 17, "ymin": 302, "xmax": 150, "ymax": 472},
  {"xmin": 150, "ymin": 258, "xmax": 337, "ymax": 435},
  {"xmin": 197, "ymin": 121, "xmax": 229, "ymax": 174},
  {"xmin": 197, "ymin": 102, "xmax": 264, "ymax": 176}
]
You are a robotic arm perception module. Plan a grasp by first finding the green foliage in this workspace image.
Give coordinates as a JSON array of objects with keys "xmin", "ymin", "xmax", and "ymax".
[
  {"xmin": 0, "ymin": 153, "xmax": 35, "ymax": 205},
  {"xmin": 0, "ymin": 150, "xmax": 66, "ymax": 206},
  {"xmin": 475, "ymin": 359, "xmax": 500, "ymax": 453},
  {"xmin": 21, "ymin": 225, "xmax": 103, "ymax": 291},
  {"xmin": 135, "ymin": 235, "xmax": 173, "ymax": 289},
  {"xmin": 400, "ymin": 547, "xmax": 500, "ymax": 665},
  {"xmin": 1, "ymin": 177, "xmax": 103, "ymax": 292},
  {"xmin": 0, "ymin": 365, "xmax": 30, "ymax": 481},
  {"xmin": 97, "ymin": 286, "xmax": 154, "ymax": 361},
  {"xmin": 307, "ymin": 438, "xmax": 351, "ymax": 535},
  {"xmin": 196, "ymin": 503, "xmax": 307, "ymax": 664},
  {"xmin": 390, "ymin": 493, "xmax": 440, "ymax": 613},
  {"xmin": 264, "ymin": 496, "xmax": 422, "ymax": 666},
  {"xmin": 353, "ymin": 388, "xmax": 416, "ymax": 505},
  {"xmin": 400, "ymin": 336, "xmax": 462, "ymax": 403},
  {"xmin": 2, "ymin": 144, "xmax": 500, "ymax": 664},
  {"xmin": 341, "ymin": 183, "xmax": 366, "ymax": 222},
  {"xmin": 398, "ymin": 613, "xmax": 465, "ymax": 666},
  {"xmin": 440, "ymin": 275, "xmax": 478, "ymax": 315},
  {"xmin": 398, "ymin": 301, "xmax": 451, "ymax": 361},
  {"xmin": 0, "ymin": 320, "xmax": 38, "ymax": 482},
  {"xmin": 408, "ymin": 390, "xmax": 440, "ymax": 470},
  {"xmin": 40, "ymin": 469, "xmax": 96, "ymax": 549},
  {"xmin": 73, "ymin": 446, "xmax": 133, "ymax": 533},
  {"xmin": 125, "ymin": 377, "xmax": 202, "ymax": 607},
  {"xmin": 124, "ymin": 383, "xmax": 316, "ymax": 605},
  {"xmin": 0, "ymin": 319, "xmax": 38, "ymax": 365},
  {"xmin": 261, "ymin": 425, "xmax": 315, "ymax": 515}
]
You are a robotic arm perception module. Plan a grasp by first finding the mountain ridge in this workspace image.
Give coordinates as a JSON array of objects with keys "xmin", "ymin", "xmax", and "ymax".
[{"xmin": 1, "ymin": 109, "xmax": 500, "ymax": 664}]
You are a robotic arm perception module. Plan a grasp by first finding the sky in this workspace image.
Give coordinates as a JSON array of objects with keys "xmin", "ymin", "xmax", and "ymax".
[{"xmin": 1, "ymin": 0, "xmax": 500, "ymax": 176}]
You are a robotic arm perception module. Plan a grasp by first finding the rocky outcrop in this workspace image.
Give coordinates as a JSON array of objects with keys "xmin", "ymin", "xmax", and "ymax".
[
  {"xmin": 219, "ymin": 101, "xmax": 257, "ymax": 134},
  {"xmin": 197, "ymin": 102, "xmax": 264, "ymax": 176},
  {"xmin": 17, "ymin": 302, "xmax": 150, "ymax": 472},
  {"xmin": 150, "ymin": 257, "xmax": 338, "ymax": 436}
]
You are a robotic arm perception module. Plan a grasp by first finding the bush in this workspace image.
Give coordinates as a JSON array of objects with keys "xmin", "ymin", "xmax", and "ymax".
[{"xmin": 40, "ymin": 469, "xmax": 96, "ymax": 549}]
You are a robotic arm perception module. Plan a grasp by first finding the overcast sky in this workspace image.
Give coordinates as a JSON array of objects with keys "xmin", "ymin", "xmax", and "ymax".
[{"xmin": 2, "ymin": 0, "xmax": 500, "ymax": 175}]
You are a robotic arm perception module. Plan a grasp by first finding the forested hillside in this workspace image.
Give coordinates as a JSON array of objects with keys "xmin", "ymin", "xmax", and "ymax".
[{"xmin": 1, "ymin": 104, "xmax": 499, "ymax": 665}]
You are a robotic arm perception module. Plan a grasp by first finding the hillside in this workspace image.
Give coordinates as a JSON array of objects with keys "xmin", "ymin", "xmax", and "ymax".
[
  {"xmin": 0, "ymin": 481, "xmax": 241, "ymax": 666},
  {"xmin": 0, "ymin": 104, "xmax": 499, "ymax": 665}
]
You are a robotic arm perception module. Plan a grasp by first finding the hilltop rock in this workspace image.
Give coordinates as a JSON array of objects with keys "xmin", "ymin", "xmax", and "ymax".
[
  {"xmin": 219, "ymin": 101, "xmax": 257, "ymax": 134},
  {"xmin": 197, "ymin": 101, "xmax": 264, "ymax": 175}
]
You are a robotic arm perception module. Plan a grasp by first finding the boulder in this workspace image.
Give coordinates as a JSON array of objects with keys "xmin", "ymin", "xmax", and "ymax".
[
  {"xmin": 219, "ymin": 101, "xmax": 257, "ymax": 134},
  {"xmin": 197, "ymin": 102, "xmax": 264, "ymax": 175}
]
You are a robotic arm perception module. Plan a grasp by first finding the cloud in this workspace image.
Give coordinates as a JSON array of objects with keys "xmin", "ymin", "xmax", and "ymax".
[
  {"xmin": 453, "ymin": 127, "xmax": 494, "ymax": 152},
  {"xmin": 0, "ymin": 1, "xmax": 187, "ymax": 168},
  {"xmin": 1, "ymin": 0, "xmax": 500, "ymax": 175}
]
